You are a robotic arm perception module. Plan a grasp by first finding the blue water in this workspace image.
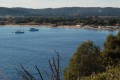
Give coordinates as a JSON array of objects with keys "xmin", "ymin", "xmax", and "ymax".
[{"xmin": 0, "ymin": 25, "xmax": 118, "ymax": 80}]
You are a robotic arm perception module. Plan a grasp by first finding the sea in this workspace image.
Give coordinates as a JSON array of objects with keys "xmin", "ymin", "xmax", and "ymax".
[{"xmin": 0, "ymin": 25, "xmax": 118, "ymax": 80}]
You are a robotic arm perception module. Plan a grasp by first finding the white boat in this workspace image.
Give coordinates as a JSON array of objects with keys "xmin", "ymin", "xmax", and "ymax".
[{"xmin": 29, "ymin": 28, "xmax": 39, "ymax": 32}]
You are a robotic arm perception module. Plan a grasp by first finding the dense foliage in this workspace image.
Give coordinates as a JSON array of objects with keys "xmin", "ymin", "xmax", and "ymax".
[
  {"xmin": 0, "ymin": 16, "xmax": 120, "ymax": 26},
  {"xmin": 64, "ymin": 41, "xmax": 105, "ymax": 80},
  {"xmin": 64, "ymin": 31, "xmax": 120, "ymax": 80},
  {"xmin": 102, "ymin": 32, "xmax": 120, "ymax": 65},
  {"xmin": 80, "ymin": 64, "xmax": 120, "ymax": 80}
]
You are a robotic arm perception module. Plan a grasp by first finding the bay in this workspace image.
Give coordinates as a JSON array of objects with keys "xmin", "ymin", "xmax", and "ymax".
[{"xmin": 0, "ymin": 25, "xmax": 118, "ymax": 80}]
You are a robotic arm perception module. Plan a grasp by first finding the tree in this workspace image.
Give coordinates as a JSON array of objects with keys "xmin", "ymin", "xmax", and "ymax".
[
  {"xmin": 102, "ymin": 32, "xmax": 120, "ymax": 65},
  {"xmin": 64, "ymin": 41, "xmax": 105, "ymax": 80},
  {"xmin": 104, "ymin": 34, "xmax": 118, "ymax": 50}
]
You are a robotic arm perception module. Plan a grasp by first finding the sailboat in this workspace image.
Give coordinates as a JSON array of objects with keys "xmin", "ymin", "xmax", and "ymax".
[{"xmin": 15, "ymin": 27, "xmax": 24, "ymax": 34}]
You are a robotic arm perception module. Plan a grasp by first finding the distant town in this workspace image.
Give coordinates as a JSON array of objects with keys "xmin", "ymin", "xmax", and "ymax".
[{"xmin": 0, "ymin": 16, "xmax": 120, "ymax": 30}]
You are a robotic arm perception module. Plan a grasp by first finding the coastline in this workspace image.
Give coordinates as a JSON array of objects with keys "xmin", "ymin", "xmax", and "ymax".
[{"xmin": 0, "ymin": 24, "xmax": 120, "ymax": 31}]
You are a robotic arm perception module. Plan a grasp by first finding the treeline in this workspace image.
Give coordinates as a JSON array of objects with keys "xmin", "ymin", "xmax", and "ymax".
[
  {"xmin": 0, "ymin": 16, "xmax": 120, "ymax": 26},
  {"xmin": 17, "ymin": 32, "xmax": 120, "ymax": 80}
]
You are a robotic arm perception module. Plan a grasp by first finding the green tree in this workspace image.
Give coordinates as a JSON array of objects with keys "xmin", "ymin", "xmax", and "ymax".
[
  {"xmin": 102, "ymin": 32, "xmax": 120, "ymax": 65},
  {"xmin": 64, "ymin": 41, "xmax": 105, "ymax": 80},
  {"xmin": 104, "ymin": 34, "xmax": 118, "ymax": 50}
]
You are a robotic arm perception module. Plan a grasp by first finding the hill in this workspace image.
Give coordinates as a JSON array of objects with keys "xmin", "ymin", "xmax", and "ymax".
[{"xmin": 0, "ymin": 7, "xmax": 120, "ymax": 17}]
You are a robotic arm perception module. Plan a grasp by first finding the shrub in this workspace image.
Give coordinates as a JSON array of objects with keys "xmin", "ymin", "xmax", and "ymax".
[
  {"xmin": 80, "ymin": 64, "xmax": 120, "ymax": 80},
  {"xmin": 102, "ymin": 31, "xmax": 120, "ymax": 65},
  {"xmin": 64, "ymin": 41, "xmax": 105, "ymax": 80}
]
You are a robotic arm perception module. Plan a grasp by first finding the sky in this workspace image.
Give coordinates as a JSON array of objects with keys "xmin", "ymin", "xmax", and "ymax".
[{"xmin": 0, "ymin": 0, "xmax": 120, "ymax": 9}]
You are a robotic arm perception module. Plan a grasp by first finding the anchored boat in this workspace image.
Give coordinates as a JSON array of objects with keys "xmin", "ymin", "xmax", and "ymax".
[
  {"xmin": 15, "ymin": 27, "xmax": 24, "ymax": 34},
  {"xmin": 29, "ymin": 28, "xmax": 39, "ymax": 32}
]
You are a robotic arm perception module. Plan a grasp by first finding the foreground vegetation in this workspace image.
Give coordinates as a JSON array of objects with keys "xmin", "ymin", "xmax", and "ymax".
[
  {"xmin": 80, "ymin": 64, "xmax": 120, "ymax": 80},
  {"xmin": 64, "ymin": 31, "xmax": 120, "ymax": 80},
  {"xmin": 17, "ymin": 32, "xmax": 120, "ymax": 80}
]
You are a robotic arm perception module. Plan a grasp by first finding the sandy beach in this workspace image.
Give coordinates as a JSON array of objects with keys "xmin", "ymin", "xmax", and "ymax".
[{"xmin": 0, "ymin": 24, "xmax": 120, "ymax": 31}]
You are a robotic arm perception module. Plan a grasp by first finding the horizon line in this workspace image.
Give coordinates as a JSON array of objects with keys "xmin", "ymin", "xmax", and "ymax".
[{"xmin": 0, "ymin": 6, "xmax": 120, "ymax": 9}]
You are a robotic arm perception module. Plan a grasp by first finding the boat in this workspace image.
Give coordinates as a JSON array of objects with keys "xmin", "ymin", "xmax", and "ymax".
[
  {"xmin": 29, "ymin": 28, "xmax": 39, "ymax": 31},
  {"xmin": 15, "ymin": 30, "xmax": 24, "ymax": 34},
  {"xmin": 15, "ymin": 27, "xmax": 24, "ymax": 34}
]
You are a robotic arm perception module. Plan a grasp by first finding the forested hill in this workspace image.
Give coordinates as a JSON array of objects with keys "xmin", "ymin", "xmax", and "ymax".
[{"xmin": 0, "ymin": 7, "xmax": 120, "ymax": 17}]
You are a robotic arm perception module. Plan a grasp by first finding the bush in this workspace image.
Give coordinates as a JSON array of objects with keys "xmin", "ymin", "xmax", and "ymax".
[
  {"xmin": 64, "ymin": 41, "xmax": 105, "ymax": 80},
  {"xmin": 80, "ymin": 64, "xmax": 120, "ymax": 80},
  {"xmin": 102, "ymin": 31, "xmax": 120, "ymax": 65}
]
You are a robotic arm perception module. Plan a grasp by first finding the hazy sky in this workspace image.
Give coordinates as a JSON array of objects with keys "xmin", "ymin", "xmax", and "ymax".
[{"xmin": 0, "ymin": 0, "xmax": 120, "ymax": 9}]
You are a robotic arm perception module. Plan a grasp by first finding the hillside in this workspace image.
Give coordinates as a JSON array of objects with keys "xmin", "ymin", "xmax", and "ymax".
[{"xmin": 0, "ymin": 7, "xmax": 120, "ymax": 17}]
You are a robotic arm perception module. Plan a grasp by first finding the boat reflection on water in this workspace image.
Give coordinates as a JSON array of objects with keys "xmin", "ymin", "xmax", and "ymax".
[{"xmin": 15, "ymin": 30, "xmax": 24, "ymax": 34}]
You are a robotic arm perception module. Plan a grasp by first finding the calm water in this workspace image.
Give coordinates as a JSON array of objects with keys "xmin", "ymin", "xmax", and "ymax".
[{"xmin": 0, "ymin": 25, "xmax": 118, "ymax": 80}]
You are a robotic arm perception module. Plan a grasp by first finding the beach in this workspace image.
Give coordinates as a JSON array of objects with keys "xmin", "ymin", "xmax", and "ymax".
[{"xmin": 0, "ymin": 24, "xmax": 120, "ymax": 31}]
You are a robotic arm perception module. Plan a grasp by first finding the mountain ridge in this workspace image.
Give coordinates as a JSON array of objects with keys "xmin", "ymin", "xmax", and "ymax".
[{"xmin": 0, "ymin": 7, "xmax": 120, "ymax": 17}]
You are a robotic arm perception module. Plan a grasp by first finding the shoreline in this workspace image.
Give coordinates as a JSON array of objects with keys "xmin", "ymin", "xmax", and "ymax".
[{"xmin": 0, "ymin": 24, "xmax": 120, "ymax": 31}]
